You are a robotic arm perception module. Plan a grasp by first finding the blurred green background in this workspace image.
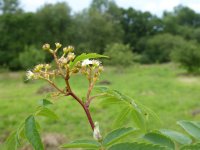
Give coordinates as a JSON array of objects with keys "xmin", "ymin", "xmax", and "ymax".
[{"xmin": 1, "ymin": 0, "xmax": 200, "ymax": 148}]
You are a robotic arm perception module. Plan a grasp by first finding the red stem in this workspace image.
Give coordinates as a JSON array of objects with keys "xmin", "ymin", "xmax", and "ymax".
[{"xmin": 69, "ymin": 91, "xmax": 95, "ymax": 131}]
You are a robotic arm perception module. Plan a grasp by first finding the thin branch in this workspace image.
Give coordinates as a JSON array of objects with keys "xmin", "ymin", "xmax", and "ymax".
[
  {"xmin": 52, "ymin": 52, "xmax": 65, "ymax": 78},
  {"xmin": 86, "ymin": 93, "xmax": 106, "ymax": 107},
  {"xmin": 65, "ymin": 68, "xmax": 72, "ymax": 93},
  {"xmin": 70, "ymin": 91, "xmax": 95, "ymax": 130},
  {"xmin": 44, "ymin": 79, "xmax": 66, "ymax": 95},
  {"xmin": 63, "ymin": 69, "xmax": 95, "ymax": 130}
]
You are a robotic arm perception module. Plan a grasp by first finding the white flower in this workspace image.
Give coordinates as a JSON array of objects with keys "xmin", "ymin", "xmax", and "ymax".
[
  {"xmin": 93, "ymin": 122, "xmax": 102, "ymax": 141},
  {"xmin": 92, "ymin": 60, "xmax": 100, "ymax": 67},
  {"xmin": 26, "ymin": 70, "xmax": 34, "ymax": 80},
  {"xmin": 82, "ymin": 59, "xmax": 93, "ymax": 66}
]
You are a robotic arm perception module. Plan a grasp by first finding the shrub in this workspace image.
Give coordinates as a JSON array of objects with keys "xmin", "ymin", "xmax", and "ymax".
[
  {"xmin": 171, "ymin": 40, "xmax": 200, "ymax": 73},
  {"xmin": 5, "ymin": 43, "xmax": 200, "ymax": 150},
  {"xmin": 19, "ymin": 46, "xmax": 45, "ymax": 69},
  {"xmin": 103, "ymin": 43, "xmax": 136, "ymax": 66},
  {"xmin": 141, "ymin": 33, "xmax": 185, "ymax": 63}
]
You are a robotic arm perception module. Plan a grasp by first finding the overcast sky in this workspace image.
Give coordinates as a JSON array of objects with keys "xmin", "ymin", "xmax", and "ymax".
[{"xmin": 20, "ymin": 0, "xmax": 200, "ymax": 17}]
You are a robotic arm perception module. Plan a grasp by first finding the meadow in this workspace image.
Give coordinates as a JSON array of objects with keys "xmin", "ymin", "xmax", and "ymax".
[{"xmin": 1, "ymin": 63, "xmax": 200, "ymax": 144}]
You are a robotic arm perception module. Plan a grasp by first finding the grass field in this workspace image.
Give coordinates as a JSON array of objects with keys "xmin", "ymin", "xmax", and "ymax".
[{"xmin": 1, "ymin": 63, "xmax": 200, "ymax": 144}]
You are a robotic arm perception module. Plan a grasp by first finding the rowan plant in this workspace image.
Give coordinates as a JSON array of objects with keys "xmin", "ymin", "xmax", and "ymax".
[{"xmin": 3, "ymin": 43, "xmax": 200, "ymax": 150}]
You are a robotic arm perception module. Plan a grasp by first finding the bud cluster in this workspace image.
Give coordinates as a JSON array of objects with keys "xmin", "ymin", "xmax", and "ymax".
[
  {"xmin": 26, "ymin": 43, "xmax": 104, "ymax": 87},
  {"xmin": 26, "ymin": 64, "xmax": 56, "ymax": 81}
]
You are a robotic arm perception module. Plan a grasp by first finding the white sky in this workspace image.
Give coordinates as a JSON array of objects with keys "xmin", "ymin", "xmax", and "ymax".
[{"xmin": 20, "ymin": 0, "xmax": 200, "ymax": 17}]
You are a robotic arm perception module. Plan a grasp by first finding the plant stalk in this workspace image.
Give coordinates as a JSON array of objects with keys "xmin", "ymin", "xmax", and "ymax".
[{"xmin": 70, "ymin": 92, "xmax": 95, "ymax": 130}]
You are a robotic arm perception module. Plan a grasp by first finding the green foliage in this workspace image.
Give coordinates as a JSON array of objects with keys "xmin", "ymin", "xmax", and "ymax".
[
  {"xmin": 159, "ymin": 129, "xmax": 192, "ymax": 145},
  {"xmin": 36, "ymin": 2, "xmax": 72, "ymax": 45},
  {"xmin": 141, "ymin": 33, "xmax": 185, "ymax": 63},
  {"xmin": 25, "ymin": 115, "xmax": 44, "ymax": 150},
  {"xmin": 96, "ymin": 87, "xmax": 148, "ymax": 130},
  {"xmin": 103, "ymin": 43, "xmax": 135, "ymax": 66},
  {"xmin": 143, "ymin": 131, "xmax": 175, "ymax": 149},
  {"xmin": 171, "ymin": 41, "xmax": 200, "ymax": 73},
  {"xmin": 61, "ymin": 140, "xmax": 100, "ymax": 149},
  {"xmin": 3, "ymin": 62, "xmax": 200, "ymax": 149},
  {"xmin": 108, "ymin": 142, "xmax": 170, "ymax": 150},
  {"xmin": 4, "ymin": 131, "xmax": 20, "ymax": 150},
  {"xmin": 102, "ymin": 127, "xmax": 137, "ymax": 146},
  {"xmin": 180, "ymin": 143, "xmax": 200, "ymax": 150},
  {"xmin": 19, "ymin": 46, "xmax": 45, "ymax": 69},
  {"xmin": 178, "ymin": 120, "xmax": 200, "ymax": 140},
  {"xmin": 38, "ymin": 99, "xmax": 53, "ymax": 107},
  {"xmin": 0, "ymin": 0, "xmax": 21, "ymax": 14},
  {"xmin": 120, "ymin": 7, "xmax": 163, "ymax": 53},
  {"xmin": 35, "ymin": 107, "xmax": 59, "ymax": 120},
  {"xmin": 73, "ymin": 7, "xmax": 123, "ymax": 54},
  {"xmin": 0, "ymin": 13, "xmax": 37, "ymax": 70},
  {"xmin": 4, "ymin": 99, "xmax": 58, "ymax": 150}
]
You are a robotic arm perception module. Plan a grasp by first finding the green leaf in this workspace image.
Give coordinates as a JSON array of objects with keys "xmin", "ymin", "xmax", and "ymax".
[
  {"xmin": 108, "ymin": 142, "xmax": 170, "ymax": 150},
  {"xmin": 143, "ymin": 132, "xmax": 175, "ymax": 150},
  {"xmin": 180, "ymin": 143, "xmax": 200, "ymax": 150},
  {"xmin": 137, "ymin": 101, "xmax": 161, "ymax": 124},
  {"xmin": 69, "ymin": 53, "xmax": 108, "ymax": 69},
  {"xmin": 100, "ymin": 89, "xmax": 147, "ymax": 130},
  {"xmin": 39, "ymin": 99, "xmax": 53, "ymax": 107},
  {"xmin": 25, "ymin": 115, "xmax": 44, "ymax": 150},
  {"xmin": 35, "ymin": 107, "xmax": 59, "ymax": 120},
  {"xmin": 103, "ymin": 127, "xmax": 137, "ymax": 146},
  {"xmin": 160, "ymin": 129, "xmax": 192, "ymax": 145},
  {"xmin": 61, "ymin": 140, "xmax": 100, "ymax": 149},
  {"xmin": 113, "ymin": 107, "xmax": 132, "ymax": 127},
  {"xmin": 130, "ymin": 108, "xmax": 146, "ymax": 130},
  {"xmin": 178, "ymin": 120, "xmax": 200, "ymax": 140},
  {"xmin": 4, "ymin": 132, "xmax": 19, "ymax": 150},
  {"xmin": 16, "ymin": 122, "xmax": 26, "ymax": 141}
]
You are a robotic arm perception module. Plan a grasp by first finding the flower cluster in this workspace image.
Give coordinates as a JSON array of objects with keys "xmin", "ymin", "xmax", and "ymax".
[
  {"xmin": 26, "ymin": 43, "xmax": 104, "ymax": 85},
  {"xmin": 26, "ymin": 64, "xmax": 55, "ymax": 80},
  {"xmin": 81, "ymin": 59, "xmax": 103, "ymax": 83}
]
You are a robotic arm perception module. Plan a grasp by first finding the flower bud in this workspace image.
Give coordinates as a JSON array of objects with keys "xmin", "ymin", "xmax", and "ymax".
[
  {"xmin": 67, "ymin": 45, "xmax": 74, "ymax": 52},
  {"xmin": 45, "ymin": 64, "xmax": 51, "ymax": 70},
  {"xmin": 55, "ymin": 42, "xmax": 62, "ymax": 49},
  {"xmin": 67, "ymin": 53, "xmax": 75, "ymax": 61},
  {"xmin": 34, "ymin": 64, "xmax": 44, "ymax": 72},
  {"xmin": 93, "ymin": 122, "xmax": 102, "ymax": 141},
  {"xmin": 63, "ymin": 47, "xmax": 68, "ymax": 54},
  {"xmin": 42, "ymin": 43, "xmax": 50, "ymax": 51},
  {"xmin": 72, "ymin": 68, "xmax": 79, "ymax": 73}
]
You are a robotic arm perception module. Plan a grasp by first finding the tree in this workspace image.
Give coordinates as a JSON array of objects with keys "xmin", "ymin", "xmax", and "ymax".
[
  {"xmin": 73, "ymin": 4, "xmax": 123, "ymax": 54},
  {"xmin": 0, "ymin": 12, "xmax": 37, "ymax": 70},
  {"xmin": 35, "ymin": 2, "xmax": 72, "ymax": 46},
  {"xmin": 0, "ymin": 0, "xmax": 21, "ymax": 14},
  {"xmin": 120, "ymin": 8, "xmax": 163, "ymax": 53},
  {"xmin": 171, "ymin": 40, "xmax": 200, "ymax": 73},
  {"xmin": 103, "ymin": 43, "xmax": 135, "ymax": 66},
  {"xmin": 141, "ymin": 33, "xmax": 186, "ymax": 63}
]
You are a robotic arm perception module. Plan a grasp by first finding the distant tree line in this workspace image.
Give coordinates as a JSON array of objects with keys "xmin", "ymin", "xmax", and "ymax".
[{"xmin": 0, "ymin": 0, "xmax": 200, "ymax": 73}]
